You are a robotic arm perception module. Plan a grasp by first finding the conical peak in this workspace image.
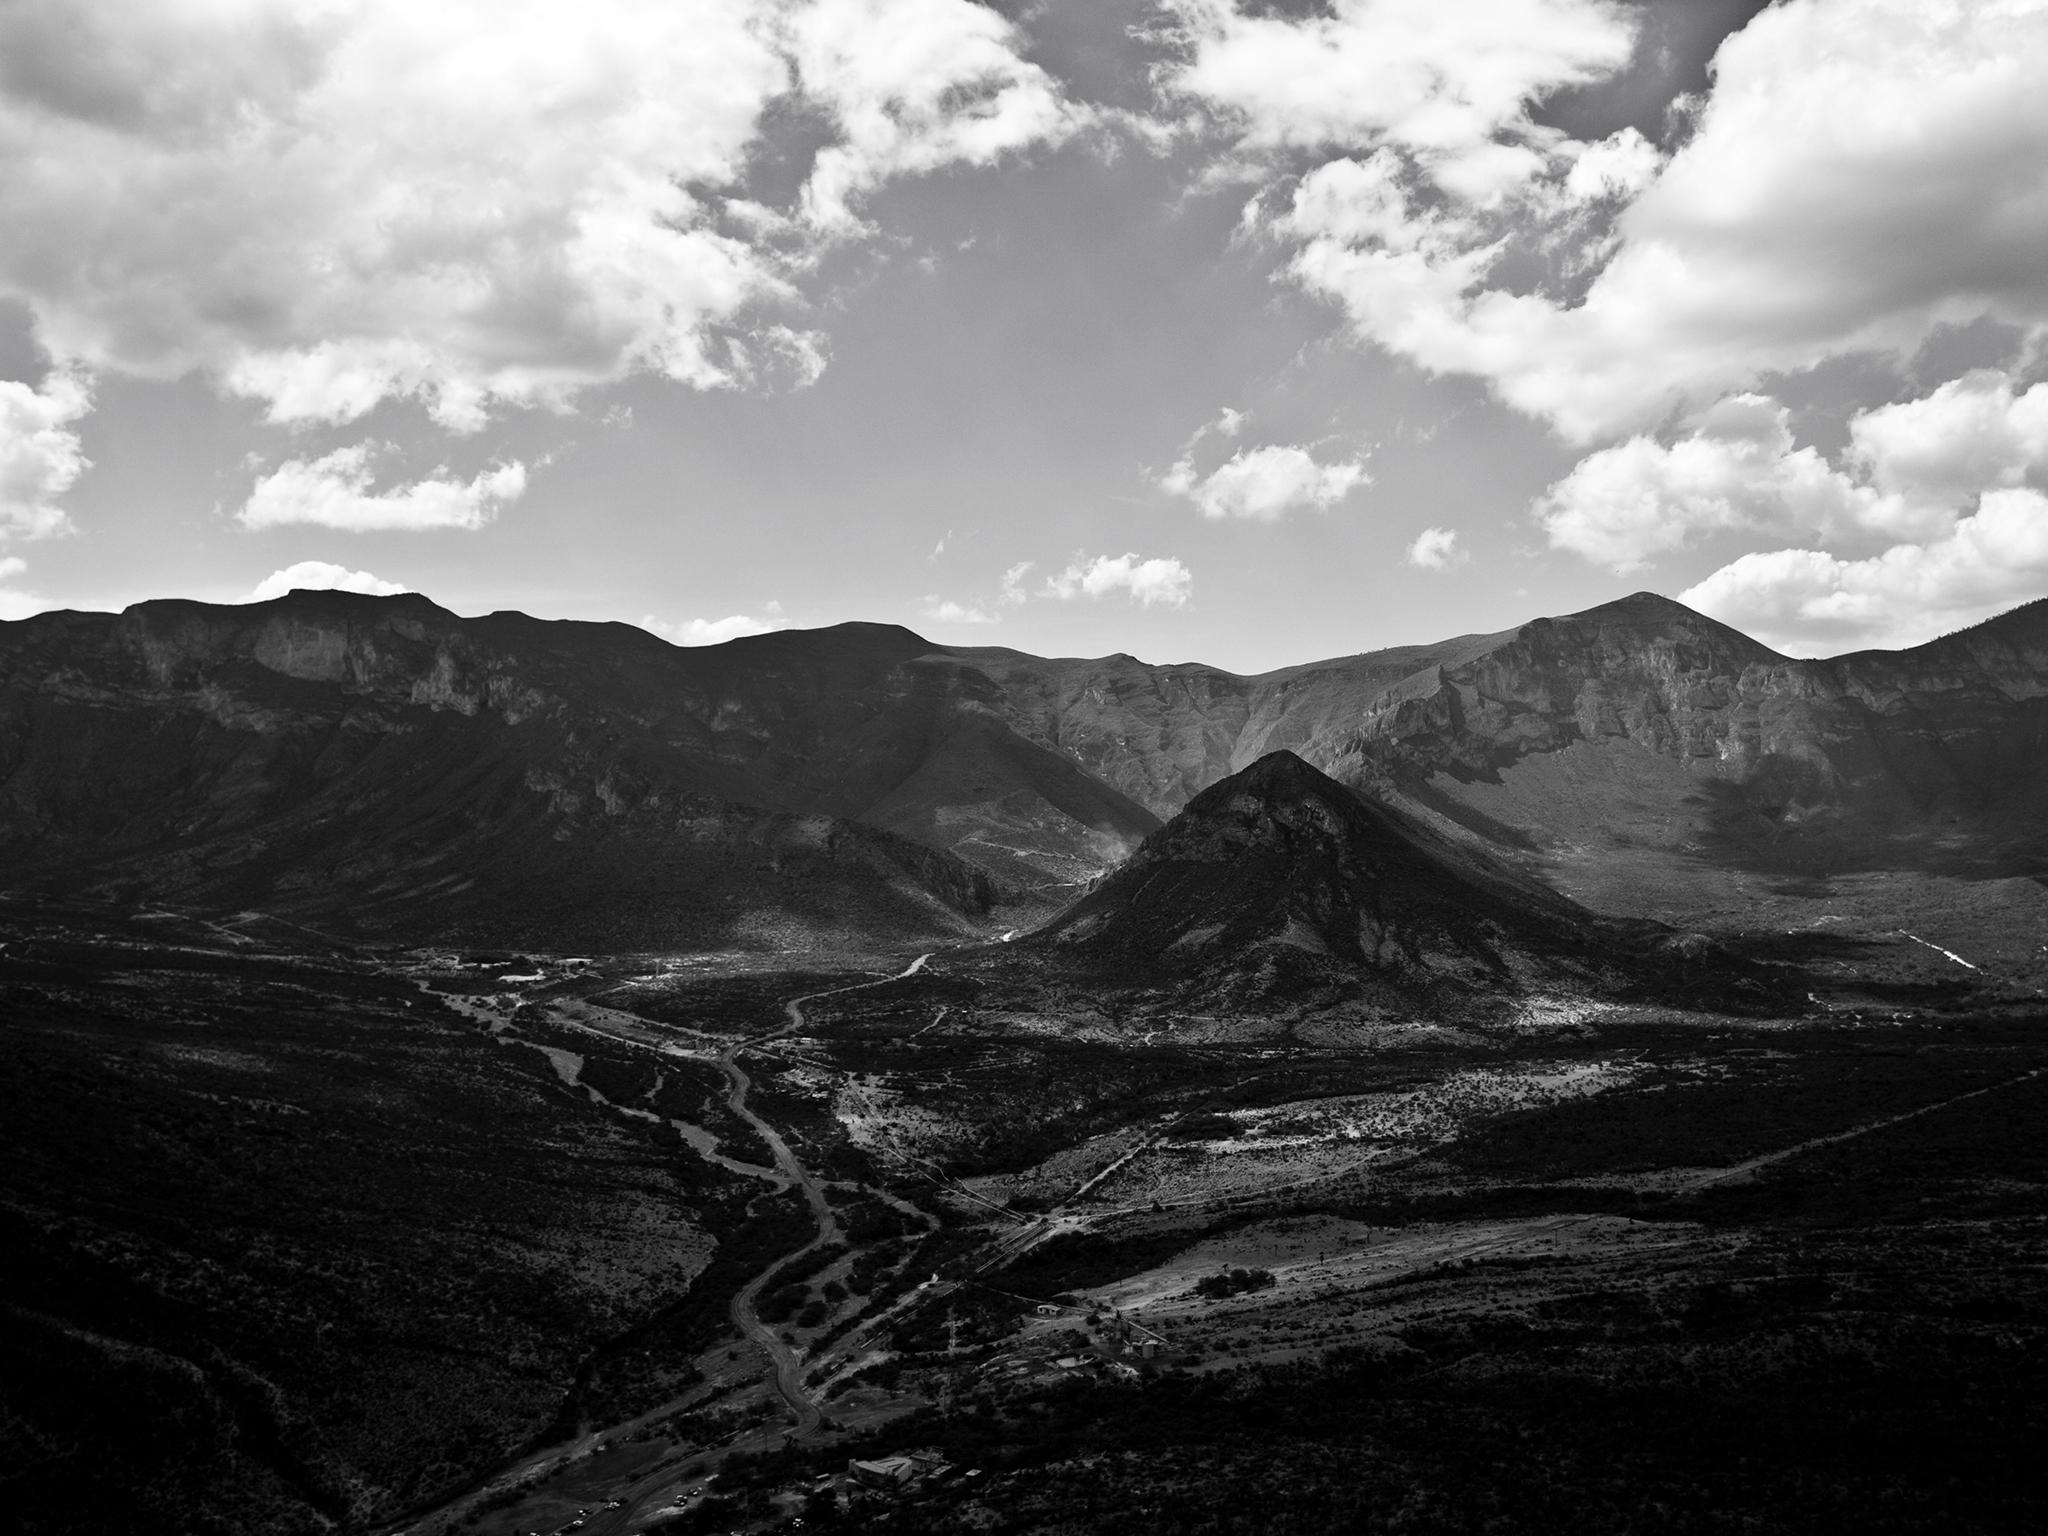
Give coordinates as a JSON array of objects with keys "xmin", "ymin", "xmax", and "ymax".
[{"xmin": 1213, "ymin": 749, "xmax": 1341, "ymax": 800}]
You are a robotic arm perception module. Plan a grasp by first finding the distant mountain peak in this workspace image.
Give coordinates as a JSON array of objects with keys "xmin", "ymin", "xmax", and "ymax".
[{"xmin": 1033, "ymin": 749, "xmax": 1614, "ymax": 1007}]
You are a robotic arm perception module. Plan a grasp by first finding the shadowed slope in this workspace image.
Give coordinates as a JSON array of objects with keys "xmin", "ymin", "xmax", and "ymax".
[{"xmin": 1030, "ymin": 751, "xmax": 1698, "ymax": 1014}]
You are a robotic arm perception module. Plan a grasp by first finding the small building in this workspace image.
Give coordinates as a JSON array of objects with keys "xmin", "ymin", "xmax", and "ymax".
[
  {"xmin": 1136, "ymin": 1339, "xmax": 1161, "ymax": 1359},
  {"xmin": 1033, "ymin": 1303, "xmax": 1062, "ymax": 1317},
  {"xmin": 849, "ymin": 1456, "xmax": 918, "ymax": 1491}
]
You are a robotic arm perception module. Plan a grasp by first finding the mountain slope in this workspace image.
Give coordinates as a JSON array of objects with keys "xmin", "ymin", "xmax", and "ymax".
[
  {"xmin": 5, "ymin": 586, "xmax": 2044, "ymax": 948},
  {"xmin": 1032, "ymin": 750, "xmax": 1665, "ymax": 1013},
  {"xmin": 0, "ymin": 594, "xmax": 1006, "ymax": 947},
  {"xmin": 1304, "ymin": 593, "xmax": 2048, "ymax": 904}
]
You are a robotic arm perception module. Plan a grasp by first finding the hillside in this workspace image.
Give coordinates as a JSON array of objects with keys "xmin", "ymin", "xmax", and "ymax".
[
  {"xmin": 1032, "ymin": 750, "xmax": 1677, "ymax": 1014},
  {"xmin": 1303, "ymin": 593, "xmax": 2048, "ymax": 909},
  {"xmin": 4, "ymin": 587, "xmax": 2045, "ymax": 947}
]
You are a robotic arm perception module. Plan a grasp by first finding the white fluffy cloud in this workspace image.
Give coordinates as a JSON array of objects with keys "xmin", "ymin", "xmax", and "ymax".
[
  {"xmin": 1161, "ymin": 442, "xmax": 1368, "ymax": 521},
  {"xmin": 0, "ymin": 372, "xmax": 90, "ymax": 540},
  {"xmin": 1848, "ymin": 370, "xmax": 2048, "ymax": 521},
  {"xmin": 641, "ymin": 605, "xmax": 789, "ymax": 646},
  {"xmin": 1211, "ymin": 0, "xmax": 2048, "ymax": 443},
  {"xmin": 247, "ymin": 561, "xmax": 409, "ymax": 602},
  {"xmin": 1406, "ymin": 526, "xmax": 1465, "ymax": 570},
  {"xmin": 1680, "ymin": 489, "xmax": 2048, "ymax": 654},
  {"xmin": 1043, "ymin": 552, "xmax": 1193, "ymax": 608},
  {"xmin": 1159, "ymin": 0, "xmax": 1637, "ymax": 201},
  {"xmin": 0, "ymin": 0, "xmax": 1077, "ymax": 431},
  {"xmin": 919, "ymin": 596, "xmax": 999, "ymax": 625},
  {"xmin": 1536, "ymin": 372, "xmax": 2048, "ymax": 578},
  {"xmin": 239, "ymin": 444, "xmax": 528, "ymax": 532},
  {"xmin": 1533, "ymin": 395, "xmax": 1891, "ymax": 572},
  {"xmin": 787, "ymin": 0, "xmax": 1085, "ymax": 233}
]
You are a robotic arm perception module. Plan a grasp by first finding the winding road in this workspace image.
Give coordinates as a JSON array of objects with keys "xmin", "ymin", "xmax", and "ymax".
[{"xmin": 716, "ymin": 953, "xmax": 930, "ymax": 1434}]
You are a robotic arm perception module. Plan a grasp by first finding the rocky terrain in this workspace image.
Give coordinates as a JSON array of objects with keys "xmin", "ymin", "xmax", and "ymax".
[
  {"xmin": 6, "ymin": 588, "xmax": 2044, "ymax": 953},
  {"xmin": 4, "ymin": 587, "xmax": 2046, "ymax": 1536}
]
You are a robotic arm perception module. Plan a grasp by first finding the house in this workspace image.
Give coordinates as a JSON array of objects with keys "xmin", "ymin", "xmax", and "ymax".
[
  {"xmin": 848, "ymin": 1456, "xmax": 918, "ymax": 1491},
  {"xmin": 1137, "ymin": 1338, "xmax": 1162, "ymax": 1359},
  {"xmin": 1033, "ymin": 1303, "xmax": 1062, "ymax": 1317}
]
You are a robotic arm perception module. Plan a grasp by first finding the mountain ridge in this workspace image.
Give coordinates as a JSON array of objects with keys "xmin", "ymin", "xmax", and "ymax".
[{"xmin": 5, "ymin": 587, "xmax": 2045, "ymax": 947}]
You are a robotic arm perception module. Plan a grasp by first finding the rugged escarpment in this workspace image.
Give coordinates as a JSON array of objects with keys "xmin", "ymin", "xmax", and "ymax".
[
  {"xmin": 0, "ymin": 594, "xmax": 1012, "ymax": 946},
  {"xmin": 5, "ymin": 587, "xmax": 2044, "ymax": 946},
  {"xmin": 1308, "ymin": 594, "xmax": 2048, "ymax": 881}
]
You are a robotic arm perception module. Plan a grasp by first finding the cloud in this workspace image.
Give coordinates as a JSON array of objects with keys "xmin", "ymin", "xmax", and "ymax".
[
  {"xmin": 1679, "ymin": 489, "xmax": 2048, "ymax": 655},
  {"xmin": 787, "ymin": 0, "xmax": 1088, "ymax": 234},
  {"xmin": 641, "ymin": 603, "xmax": 789, "ymax": 646},
  {"xmin": 1043, "ymin": 552, "xmax": 1193, "ymax": 608},
  {"xmin": 0, "ymin": 0, "xmax": 1078, "ymax": 428},
  {"xmin": 1406, "ymin": 526, "xmax": 1465, "ymax": 570},
  {"xmin": 0, "ymin": 553, "xmax": 44, "ymax": 620},
  {"xmin": 1215, "ymin": 0, "xmax": 2048, "ymax": 442},
  {"xmin": 998, "ymin": 560, "xmax": 1033, "ymax": 605},
  {"xmin": 1848, "ymin": 370, "xmax": 2048, "ymax": 521},
  {"xmin": 1532, "ymin": 395, "xmax": 1888, "ymax": 572},
  {"xmin": 238, "ymin": 444, "xmax": 528, "ymax": 532},
  {"xmin": 1536, "ymin": 371, "xmax": 2048, "ymax": 575},
  {"xmin": 0, "ymin": 371, "xmax": 90, "ymax": 540},
  {"xmin": 247, "ymin": 561, "xmax": 409, "ymax": 602},
  {"xmin": 1161, "ymin": 442, "xmax": 1368, "ymax": 521},
  {"xmin": 1158, "ymin": 0, "xmax": 1637, "ymax": 201},
  {"xmin": 919, "ymin": 596, "xmax": 999, "ymax": 625}
]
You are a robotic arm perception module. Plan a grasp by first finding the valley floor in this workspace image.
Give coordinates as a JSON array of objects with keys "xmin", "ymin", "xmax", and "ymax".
[{"xmin": 4, "ymin": 894, "xmax": 2046, "ymax": 1535}]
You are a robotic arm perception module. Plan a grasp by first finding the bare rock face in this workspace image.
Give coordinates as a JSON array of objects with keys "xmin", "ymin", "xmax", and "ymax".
[{"xmin": 1308, "ymin": 594, "xmax": 2048, "ymax": 881}]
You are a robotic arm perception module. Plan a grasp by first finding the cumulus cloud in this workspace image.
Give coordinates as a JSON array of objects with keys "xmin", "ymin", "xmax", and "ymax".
[
  {"xmin": 0, "ymin": 372, "xmax": 90, "ymax": 540},
  {"xmin": 1210, "ymin": 0, "xmax": 2048, "ymax": 442},
  {"xmin": 1532, "ymin": 395, "xmax": 1897, "ymax": 571},
  {"xmin": 0, "ymin": 0, "xmax": 1078, "ymax": 429},
  {"xmin": 1680, "ymin": 489, "xmax": 2048, "ymax": 655},
  {"xmin": 1043, "ymin": 552, "xmax": 1193, "ymax": 607},
  {"xmin": 1161, "ymin": 442, "xmax": 1368, "ymax": 521},
  {"xmin": 1537, "ymin": 371, "xmax": 2048, "ymax": 580},
  {"xmin": 998, "ymin": 560, "xmax": 1034, "ymax": 605},
  {"xmin": 919, "ymin": 596, "xmax": 999, "ymax": 624},
  {"xmin": 1406, "ymin": 526, "xmax": 1465, "ymax": 570},
  {"xmin": 641, "ymin": 603, "xmax": 789, "ymax": 646},
  {"xmin": 238, "ymin": 444, "xmax": 528, "ymax": 533},
  {"xmin": 246, "ymin": 561, "xmax": 409, "ymax": 602},
  {"xmin": 787, "ymin": 0, "xmax": 1087, "ymax": 234},
  {"xmin": 1849, "ymin": 370, "xmax": 2048, "ymax": 520},
  {"xmin": 1158, "ymin": 0, "xmax": 1637, "ymax": 201}
]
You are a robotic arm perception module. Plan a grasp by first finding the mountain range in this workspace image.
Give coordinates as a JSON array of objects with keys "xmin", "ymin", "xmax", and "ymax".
[{"xmin": 3, "ymin": 587, "xmax": 2044, "ymax": 948}]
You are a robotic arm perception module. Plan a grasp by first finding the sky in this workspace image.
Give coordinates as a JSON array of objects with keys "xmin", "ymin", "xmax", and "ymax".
[{"xmin": 2, "ymin": 0, "xmax": 2046, "ymax": 671}]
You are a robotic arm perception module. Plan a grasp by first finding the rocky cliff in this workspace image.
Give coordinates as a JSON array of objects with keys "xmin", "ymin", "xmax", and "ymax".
[{"xmin": 4, "ymin": 586, "xmax": 2043, "ymax": 947}]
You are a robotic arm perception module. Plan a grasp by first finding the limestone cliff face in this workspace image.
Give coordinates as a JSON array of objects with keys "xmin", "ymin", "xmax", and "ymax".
[{"xmin": 1310, "ymin": 593, "xmax": 2048, "ymax": 872}]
